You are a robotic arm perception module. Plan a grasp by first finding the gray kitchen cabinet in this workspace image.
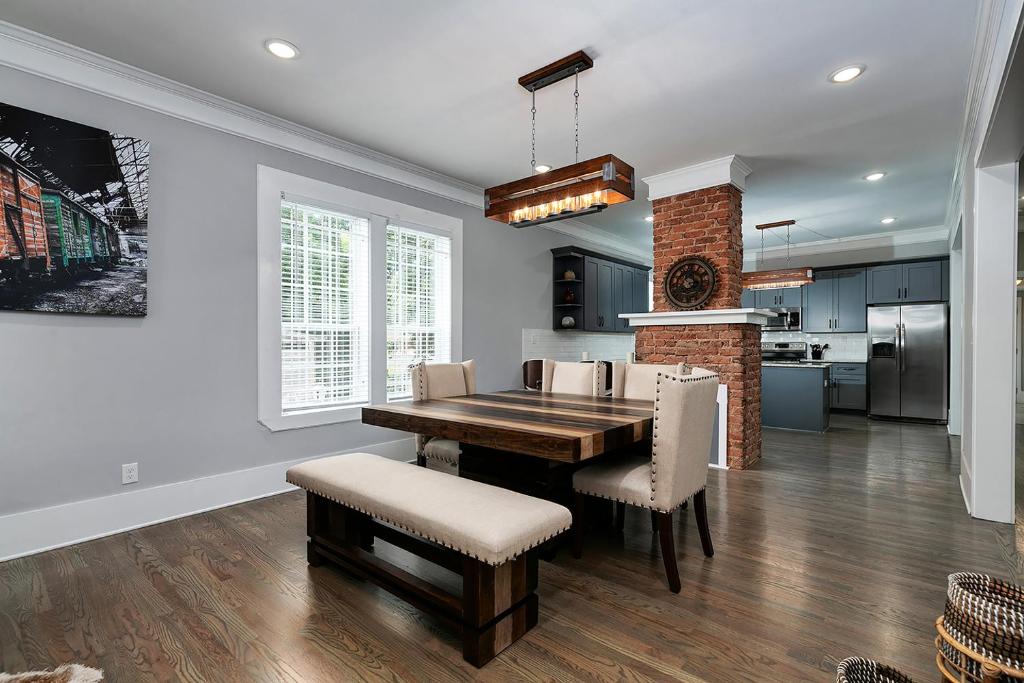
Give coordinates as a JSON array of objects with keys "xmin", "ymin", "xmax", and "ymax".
[
  {"xmin": 867, "ymin": 260, "xmax": 946, "ymax": 304},
  {"xmin": 632, "ymin": 269, "xmax": 650, "ymax": 318},
  {"xmin": 802, "ymin": 268, "xmax": 865, "ymax": 332},
  {"xmin": 754, "ymin": 287, "xmax": 801, "ymax": 308},
  {"xmin": 830, "ymin": 363, "xmax": 867, "ymax": 411},
  {"xmin": 553, "ymin": 246, "xmax": 650, "ymax": 333},
  {"xmin": 762, "ymin": 365, "xmax": 831, "ymax": 431},
  {"xmin": 741, "ymin": 288, "xmax": 756, "ymax": 308},
  {"xmin": 584, "ymin": 257, "xmax": 615, "ymax": 331},
  {"xmin": 802, "ymin": 273, "xmax": 835, "ymax": 333},
  {"xmin": 903, "ymin": 261, "xmax": 943, "ymax": 302},
  {"xmin": 832, "ymin": 268, "xmax": 867, "ymax": 332},
  {"xmin": 612, "ymin": 263, "xmax": 635, "ymax": 332},
  {"xmin": 866, "ymin": 264, "xmax": 903, "ymax": 304}
]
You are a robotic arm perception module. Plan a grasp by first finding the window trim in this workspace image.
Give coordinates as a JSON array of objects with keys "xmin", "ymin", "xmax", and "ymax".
[{"xmin": 257, "ymin": 165, "xmax": 463, "ymax": 431}]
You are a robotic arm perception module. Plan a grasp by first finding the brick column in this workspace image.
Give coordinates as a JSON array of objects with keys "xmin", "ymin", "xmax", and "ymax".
[{"xmin": 634, "ymin": 176, "xmax": 761, "ymax": 469}]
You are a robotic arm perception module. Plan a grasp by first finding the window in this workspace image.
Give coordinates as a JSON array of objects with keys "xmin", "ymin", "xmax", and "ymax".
[
  {"xmin": 258, "ymin": 166, "xmax": 462, "ymax": 431},
  {"xmin": 386, "ymin": 225, "xmax": 452, "ymax": 399},
  {"xmin": 280, "ymin": 199, "xmax": 370, "ymax": 412}
]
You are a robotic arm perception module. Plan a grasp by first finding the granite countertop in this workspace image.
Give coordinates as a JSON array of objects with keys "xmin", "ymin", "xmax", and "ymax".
[{"xmin": 762, "ymin": 362, "xmax": 831, "ymax": 369}]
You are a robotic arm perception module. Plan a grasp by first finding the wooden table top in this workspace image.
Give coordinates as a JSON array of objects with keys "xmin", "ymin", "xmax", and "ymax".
[{"xmin": 361, "ymin": 390, "xmax": 654, "ymax": 462}]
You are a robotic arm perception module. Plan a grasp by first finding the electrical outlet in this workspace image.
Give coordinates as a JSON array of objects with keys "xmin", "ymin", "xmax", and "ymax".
[{"xmin": 122, "ymin": 462, "xmax": 139, "ymax": 485}]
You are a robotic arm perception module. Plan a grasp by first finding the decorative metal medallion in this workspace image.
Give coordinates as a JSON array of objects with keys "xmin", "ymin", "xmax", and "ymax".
[{"xmin": 664, "ymin": 256, "xmax": 717, "ymax": 310}]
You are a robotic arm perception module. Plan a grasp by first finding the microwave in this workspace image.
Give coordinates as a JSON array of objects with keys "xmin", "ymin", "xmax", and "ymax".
[{"xmin": 763, "ymin": 308, "xmax": 801, "ymax": 331}]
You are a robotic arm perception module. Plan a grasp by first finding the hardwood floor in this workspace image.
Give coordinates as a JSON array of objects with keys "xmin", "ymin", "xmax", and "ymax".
[{"xmin": 0, "ymin": 415, "xmax": 1013, "ymax": 681}]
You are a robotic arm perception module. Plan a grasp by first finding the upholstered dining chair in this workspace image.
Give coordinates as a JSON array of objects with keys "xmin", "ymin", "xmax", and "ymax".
[
  {"xmin": 611, "ymin": 361, "xmax": 691, "ymax": 401},
  {"xmin": 541, "ymin": 359, "xmax": 605, "ymax": 396},
  {"xmin": 410, "ymin": 360, "xmax": 476, "ymax": 471},
  {"xmin": 571, "ymin": 370, "xmax": 720, "ymax": 593}
]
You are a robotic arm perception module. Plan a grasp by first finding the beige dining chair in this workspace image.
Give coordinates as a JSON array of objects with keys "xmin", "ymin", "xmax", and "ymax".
[
  {"xmin": 410, "ymin": 360, "xmax": 476, "ymax": 471},
  {"xmin": 611, "ymin": 361, "xmax": 691, "ymax": 401},
  {"xmin": 541, "ymin": 359, "xmax": 605, "ymax": 396},
  {"xmin": 571, "ymin": 370, "xmax": 720, "ymax": 593}
]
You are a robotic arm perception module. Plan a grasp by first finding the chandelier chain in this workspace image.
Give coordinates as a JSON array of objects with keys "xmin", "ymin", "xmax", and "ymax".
[
  {"xmin": 574, "ymin": 68, "xmax": 580, "ymax": 163},
  {"xmin": 530, "ymin": 89, "xmax": 536, "ymax": 172}
]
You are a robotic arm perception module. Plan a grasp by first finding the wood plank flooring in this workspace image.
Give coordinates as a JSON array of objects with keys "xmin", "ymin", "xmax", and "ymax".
[{"xmin": 0, "ymin": 415, "xmax": 1014, "ymax": 681}]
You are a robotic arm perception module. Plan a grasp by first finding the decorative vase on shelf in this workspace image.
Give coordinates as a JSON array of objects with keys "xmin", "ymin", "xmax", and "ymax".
[
  {"xmin": 563, "ymin": 269, "xmax": 576, "ymax": 280},
  {"xmin": 563, "ymin": 288, "xmax": 576, "ymax": 304},
  {"xmin": 561, "ymin": 316, "xmax": 576, "ymax": 328}
]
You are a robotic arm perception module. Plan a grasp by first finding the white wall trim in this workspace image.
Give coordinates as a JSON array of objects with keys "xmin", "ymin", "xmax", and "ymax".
[
  {"xmin": 743, "ymin": 225, "xmax": 950, "ymax": 265},
  {"xmin": 0, "ymin": 20, "xmax": 483, "ymax": 208},
  {"xmin": 0, "ymin": 438, "xmax": 416, "ymax": 562},
  {"xmin": 542, "ymin": 218, "xmax": 653, "ymax": 264},
  {"xmin": 257, "ymin": 165, "xmax": 463, "ymax": 431},
  {"xmin": 642, "ymin": 155, "xmax": 752, "ymax": 200},
  {"xmin": 621, "ymin": 309, "xmax": 771, "ymax": 326}
]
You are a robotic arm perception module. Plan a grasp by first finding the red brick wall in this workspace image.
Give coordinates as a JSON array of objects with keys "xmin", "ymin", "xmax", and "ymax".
[
  {"xmin": 652, "ymin": 183, "xmax": 743, "ymax": 311},
  {"xmin": 639, "ymin": 183, "xmax": 761, "ymax": 469}
]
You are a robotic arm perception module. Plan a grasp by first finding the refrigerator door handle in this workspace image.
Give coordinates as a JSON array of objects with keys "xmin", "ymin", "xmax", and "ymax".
[
  {"xmin": 899, "ymin": 322, "xmax": 907, "ymax": 374},
  {"xmin": 895, "ymin": 322, "xmax": 902, "ymax": 374}
]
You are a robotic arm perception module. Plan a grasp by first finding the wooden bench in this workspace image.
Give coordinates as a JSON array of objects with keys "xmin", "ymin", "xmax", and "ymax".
[{"xmin": 286, "ymin": 452, "xmax": 572, "ymax": 667}]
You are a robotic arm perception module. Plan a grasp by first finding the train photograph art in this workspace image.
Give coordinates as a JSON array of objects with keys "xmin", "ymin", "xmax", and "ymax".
[{"xmin": 0, "ymin": 101, "xmax": 149, "ymax": 316}]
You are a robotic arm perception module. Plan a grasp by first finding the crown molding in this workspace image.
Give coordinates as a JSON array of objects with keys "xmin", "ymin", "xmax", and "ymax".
[
  {"xmin": 0, "ymin": 20, "xmax": 484, "ymax": 207},
  {"xmin": 542, "ymin": 218, "xmax": 653, "ymax": 264},
  {"xmin": 945, "ymin": 0, "xmax": 1020, "ymax": 239},
  {"xmin": 642, "ymin": 155, "xmax": 752, "ymax": 200},
  {"xmin": 0, "ymin": 20, "xmax": 657, "ymax": 259},
  {"xmin": 743, "ymin": 225, "xmax": 950, "ymax": 263}
]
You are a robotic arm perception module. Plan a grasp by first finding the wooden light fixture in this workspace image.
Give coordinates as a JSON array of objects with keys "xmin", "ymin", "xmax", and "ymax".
[
  {"xmin": 485, "ymin": 51, "xmax": 635, "ymax": 228},
  {"xmin": 741, "ymin": 220, "xmax": 815, "ymax": 290}
]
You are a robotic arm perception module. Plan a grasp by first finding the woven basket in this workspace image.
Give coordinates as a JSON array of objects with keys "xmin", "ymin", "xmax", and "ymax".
[
  {"xmin": 937, "ymin": 617, "xmax": 1024, "ymax": 682},
  {"xmin": 836, "ymin": 657, "xmax": 916, "ymax": 682},
  {"xmin": 944, "ymin": 573, "xmax": 1024, "ymax": 671}
]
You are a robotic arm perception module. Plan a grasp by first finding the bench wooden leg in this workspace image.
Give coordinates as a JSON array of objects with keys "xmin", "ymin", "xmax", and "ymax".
[{"xmin": 461, "ymin": 552, "xmax": 539, "ymax": 667}]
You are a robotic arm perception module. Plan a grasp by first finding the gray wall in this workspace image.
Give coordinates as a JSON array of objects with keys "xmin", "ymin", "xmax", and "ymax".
[{"xmin": 0, "ymin": 66, "xmax": 621, "ymax": 516}]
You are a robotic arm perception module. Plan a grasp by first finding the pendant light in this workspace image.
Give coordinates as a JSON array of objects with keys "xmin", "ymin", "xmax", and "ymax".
[
  {"xmin": 484, "ymin": 51, "xmax": 635, "ymax": 228},
  {"xmin": 741, "ymin": 220, "xmax": 815, "ymax": 290}
]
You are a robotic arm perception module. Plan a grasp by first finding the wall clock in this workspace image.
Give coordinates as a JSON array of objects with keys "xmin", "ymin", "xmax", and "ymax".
[{"xmin": 664, "ymin": 256, "xmax": 717, "ymax": 310}]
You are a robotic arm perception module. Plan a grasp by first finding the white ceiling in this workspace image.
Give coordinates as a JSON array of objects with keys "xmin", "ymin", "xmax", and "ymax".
[{"xmin": 0, "ymin": 0, "xmax": 977, "ymax": 251}]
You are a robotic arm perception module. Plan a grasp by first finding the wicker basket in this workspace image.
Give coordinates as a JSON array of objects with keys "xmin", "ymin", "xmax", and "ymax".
[
  {"xmin": 944, "ymin": 573, "xmax": 1024, "ymax": 671},
  {"xmin": 836, "ymin": 657, "xmax": 916, "ymax": 682},
  {"xmin": 937, "ymin": 617, "xmax": 1024, "ymax": 682}
]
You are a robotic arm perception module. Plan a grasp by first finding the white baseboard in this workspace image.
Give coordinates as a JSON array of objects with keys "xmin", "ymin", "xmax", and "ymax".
[{"xmin": 0, "ymin": 438, "xmax": 415, "ymax": 562}]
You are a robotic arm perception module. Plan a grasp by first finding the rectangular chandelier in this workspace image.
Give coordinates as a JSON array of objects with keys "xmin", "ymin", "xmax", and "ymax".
[
  {"xmin": 742, "ymin": 219, "xmax": 814, "ymax": 289},
  {"xmin": 742, "ymin": 268, "xmax": 815, "ymax": 290},
  {"xmin": 484, "ymin": 154, "xmax": 635, "ymax": 228}
]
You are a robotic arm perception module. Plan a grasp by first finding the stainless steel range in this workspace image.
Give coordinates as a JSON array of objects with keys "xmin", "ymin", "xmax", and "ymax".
[{"xmin": 761, "ymin": 341, "xmax": 807, "ymax": 363}]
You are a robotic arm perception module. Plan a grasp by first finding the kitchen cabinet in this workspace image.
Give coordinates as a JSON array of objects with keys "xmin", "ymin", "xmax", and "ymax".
[
  {"xmin": 584, "ymin": 257, "xmax": 615, "ymax": 331},
  {"xmin": 754, "ymin": 287, "xmax": 801, "ymax": 309},
  {"xmin": 802, "ymin": 268, "xmax": 866, "ymax": 333},
  {"xmin": 867, "ymin": 260, "xmax": 946, "ymax": 304},
  {"xmin": 830, "ymin": 363, "xmax": 867, "ymax": 411},
  {"xmin": 552, "ymin": 246, "xmax": 650, "ymax": 333},
  {"xmin": 762, "ymin": 365, "xmax": 831, "ymax": 431},
  {"xmin": 741, "ymin": 288, "xmax": 756, "ymax": 308}
]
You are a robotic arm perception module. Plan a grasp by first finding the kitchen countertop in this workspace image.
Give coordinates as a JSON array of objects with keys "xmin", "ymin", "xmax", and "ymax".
[
  {"xmin": 762, "ymin": 362, "xmax": 831, "ymax": 368},
  {"xmin": 798, "ymin": 359, "xmax": 867, "ymax": 364}
]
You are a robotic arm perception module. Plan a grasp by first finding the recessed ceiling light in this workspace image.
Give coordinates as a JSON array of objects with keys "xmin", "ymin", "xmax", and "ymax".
[
  {"xmin": 828, "ymin": 65, "xmax": 865, "ymax": 83},
  {"xmin": 645, "ymin": 215, "xmax": 654, "ymax": 222},
  {"xmin": 880, "ymin": 217, "xmax": 896, "ymax": 225},
  {"xmin": 864, "ymin": 171, "xmax": 886, "ymax": 182},
  {"xmin": 265, "ymin": 39, "xmax": 300, "ymax": 60},
  {"xmin": 534, "ymin": 164, "xmax": 551, "ymax": 173}
]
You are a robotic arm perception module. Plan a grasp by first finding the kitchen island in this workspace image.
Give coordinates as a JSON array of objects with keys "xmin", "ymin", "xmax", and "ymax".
[{"xmin": 761, "ymin": 362, "xmax": 831, "ymax": 432}]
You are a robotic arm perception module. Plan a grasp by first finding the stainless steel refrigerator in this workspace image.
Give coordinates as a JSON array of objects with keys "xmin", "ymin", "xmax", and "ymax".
[{"xmin": 868, "ymin": 304, "xmax": 948, "ymax": 421}]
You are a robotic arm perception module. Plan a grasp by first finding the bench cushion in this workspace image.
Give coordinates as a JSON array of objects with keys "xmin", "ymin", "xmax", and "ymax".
[{"xmin": 287, "ymin": 452, "xmax": 572, "ymax": 565}]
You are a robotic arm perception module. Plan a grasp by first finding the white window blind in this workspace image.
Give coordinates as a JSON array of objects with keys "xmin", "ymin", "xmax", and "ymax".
[
  {"xmin": 280, "ymin": 197, "xmax": 370, "ymax": 413},
  {"xmin": 386, "ymin": 224, "xmax": 452, "ymax": 399}
]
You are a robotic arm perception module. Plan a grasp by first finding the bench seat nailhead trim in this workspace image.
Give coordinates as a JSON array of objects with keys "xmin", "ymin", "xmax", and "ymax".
[{"xmin": 288, "ymin": 477, "xmax": 570, "ymax": 566}]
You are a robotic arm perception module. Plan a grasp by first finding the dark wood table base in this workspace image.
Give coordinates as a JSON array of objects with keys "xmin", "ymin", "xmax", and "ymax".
[{"xmin": 304, "ymin": 492, "xmax": 538, "ymax": 667}]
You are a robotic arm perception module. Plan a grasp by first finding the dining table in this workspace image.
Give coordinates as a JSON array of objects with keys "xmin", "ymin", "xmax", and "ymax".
[{"xmin": 361, "ymin": 389, "xmax": 654, "ymax": 501}]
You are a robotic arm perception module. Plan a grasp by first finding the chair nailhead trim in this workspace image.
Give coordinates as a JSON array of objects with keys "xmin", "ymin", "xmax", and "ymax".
[
  {"xmin": 572, "ymin": 486, "xmax": 706, "ymax": 514},
  {"xmin": 288, "ymin": 477, "xmax": 569, "ymax": 566}
]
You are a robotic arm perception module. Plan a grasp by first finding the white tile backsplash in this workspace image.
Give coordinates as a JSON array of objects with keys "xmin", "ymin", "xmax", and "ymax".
[
  {"xmin": 522, "ymin": 328, "xmax": 635, "ymax": 363},
  {"xmin": 761, "ymin": 331, "xmax": 869, "ymax": 362}
]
